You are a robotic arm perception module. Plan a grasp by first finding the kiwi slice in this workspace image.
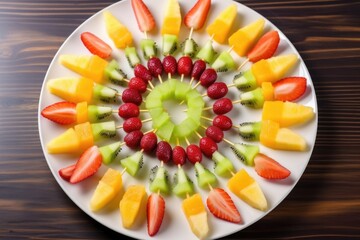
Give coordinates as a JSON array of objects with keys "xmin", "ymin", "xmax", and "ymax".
[
  {"xmin": 181, "ymin": 38, "xmax": 198, "ymax": 58},
  {"xmin": 230, "ymin": 143, "xmax": 259, "ymax": 166},
  {"xmin": 196, "ymin": 39, "xmax": 216, "ymax": 64},
  {"xmin": 157, "ymin": 121, "xmax": 175, "ymax": 142},
  {"xmin": 99, "ymin": 142, "xmax": 122, "ymax": 164},
  {"xmin": 212, "ymin": 151, "xmax": 235, "ymax": 177},
  {"xmin": 104, "ymin": 60, "xmax": 127, "ymax": 85},
  {"xmin": 149, "ymin": 165, "xmax": 170, "ymax": 194},
  {"xmin": 140, "ymin": 39, "xmax": 157, "ymax": 60},
  {"xmin": 233, "ymin": 69, "xmax": 257, "ymax": 91},
  {"xmin": 239, "ymin": 122, "xmax": 262, "ymax": 141},
  {"xmin": 240, "ymin": 88, "xmax": 265, "ymax": 109},
  {"xmin": 87, "ymin": 105, "xmax": 112, "ymax": 122},
  {"xmin": 93, "ymin": 83, "xmax": 117, "ymax": 103},
  {"xmin": 125, "ymin": 46, "xmax": 141, "ymax": 68},
  {"xmin": 212, "ymin": 51, "xmax": 236, "ymax": 72},
  {"xmin": 120, "ymin": 151, "xmax": 144, "ymax": 176},
  {"xmin": 162, "ymin": 34, "xmax": 178, "ymax": 56},
  {"xmin": 194, "ymin": 162, "xmax": 217, "ymax": 189},
  {"xmin": 91, "ymin": 121, "xmax": 116, "ymax": 141},
  {"xmin": 173, "ymin": 167, "xmax": 194, "ymax": 198}
]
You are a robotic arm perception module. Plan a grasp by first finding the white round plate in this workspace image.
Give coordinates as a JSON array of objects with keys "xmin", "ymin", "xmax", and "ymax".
[{"xmin": 38, "ymin": 0, "xmax": 318, "ymax": 239}]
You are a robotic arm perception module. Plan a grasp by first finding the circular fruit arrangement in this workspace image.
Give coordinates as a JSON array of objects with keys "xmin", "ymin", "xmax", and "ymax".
[{"xmin": 39, "ymin": 0, "xmax": 317, "ymax": 239}]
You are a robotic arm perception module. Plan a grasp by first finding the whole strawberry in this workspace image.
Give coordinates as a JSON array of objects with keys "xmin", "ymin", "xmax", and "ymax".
[
  {"xmin": 128, "ymin": 77, "xmax": 147, "ymax": 93},
  {"xmin": 141, "ymin": 132, "xmax": 158, "ymax": 153},
  {"xmin": 191, "ymin": 59, "xmax": 206, "ymax": 80},
  {"xmin": 121, "ymin": 88, "xmax": 142, "ymax": 106},
  {"xmin": 156, "ymin": 141, "xmax": 172, "ymax": 163},
  {"xmin": 207, "ymin": 82, "xmax": 228, "ymax": 99},
  {"xmin": 186, "ymin": 144, "xmax": 202, "ymax": 164},
  {"xmin": 199, "ymin": 137, "xmax": 218, "ymax": 158},
  {"xmin": 148, "ymin": 57, "xmax": 163, "ymax": 77},
  {"xmin": 213, "ymin": 115, "xmax": 233, "ymax": 131},
  {"xmin": 205, "ymin": 126, "xmax": 224, "ymax": 143},
  {"xmin": 177, "ymin": 56, "xmax": 193, "ymax": 76},
  {"xmin": 200, "ymin": 68, "xmax": 217, "ymax": 87},
  {"xmin": 162, "ymin": 55, "xmax": 177, "ymax": 75},
  {"xmin": 118, "ymin": 103, "xmax": 140, "ymax": 119},
  {"xmin": 123, "ymin": 117, "xmax": 142, "ymax": 133},
  {"xmin": 213, "ymin": 98, "xmax": 233, "ymax": 115},
  {"xmin": 124, "ymin": 130, "xmax": 144, "ymax": 149},
  {"xmin": 172, "ymin": 146, "xmax": 186, "ymax": 166},
  {"xmin": 134, "ymin": 64, "xmax": 152, "ymax": 81}
]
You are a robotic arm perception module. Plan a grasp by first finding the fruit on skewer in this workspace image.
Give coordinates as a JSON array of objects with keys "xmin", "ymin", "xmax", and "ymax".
[
  {"xmin": 189, "ymin": 59, "xmax": 206, "ymax": 86},
  {"xmin": 120, "ymin": 150, "xmax": 144, "ymax": 176},
  {"xmin": 120, "ymin": 185, "xmax": 147, "ymax": 229},
  {"xmin": 239, "ymin": 77, "xmax": 307, "ymax": 108},
  {"xmin": 201, "ymin": 115, "xmax": 233, "ymax": 131},
  {"xmin": 177, "ymin": 56, "xmax": 193, "ymax": 82},
  {"xmin": 227, "ymin": 169, "xmax": 267, "ymax": 211},
  {"xmin": 196, "ymin": 40, "xmax": 217, "ymax": 64},
  {"xmin": 90, "ymin": 168, "xmax": 122, "ymax": 211},
  {"xmin": 131, "ymin": 0, "xmax": 155, "ymax": 33},
  {"xmin": 233, "ymin": 54, "xmax": 298, "ymax": 91},
  {"xmin": 161, "ymin": 0, "xmax": 181, "ymax": 56},
  {"xmin": 192, "ymin": 67, "xmax": 217, "ymax": 89},
  {"xmin": 173, "ymin": 145, "xmax": 187, "ymax": 166},
  {"xmin": 173, "ymin": 165, "xmax": 194, "ymax": 198},
  {"xmin": 211, "ymin": 51, "xmax": 236, "ymax": 72},
  {"xmin": 80, "ymin": 32, "xmax": 112, "ymax": 59},
  {"xmin": 254, "ymin": 154, "xmax": 291, "ymax": 180},
  {"xmin": 147, "ymin": 192, "xmax": 166, "ymax": 236},
  {"xmin": 211, "ymin": 151, "xmax": 235, "ymax": 177},
  {"xmin": 194, "ymin": 162, "xmax": 217, "ymax": 189}
]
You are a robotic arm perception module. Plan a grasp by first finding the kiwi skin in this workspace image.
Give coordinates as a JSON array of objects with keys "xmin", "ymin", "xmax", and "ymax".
[{"xmin": 239, "ymin": 122, "xmax": 262, "ymax": 141}]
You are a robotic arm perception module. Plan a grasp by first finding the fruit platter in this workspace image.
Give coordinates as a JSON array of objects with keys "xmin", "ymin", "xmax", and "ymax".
[{"xmin": 38, "ymin": 0, "xmax": 318, "ymax": 239}]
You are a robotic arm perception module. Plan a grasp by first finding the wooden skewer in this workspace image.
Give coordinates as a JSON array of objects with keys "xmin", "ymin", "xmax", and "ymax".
[{"xmin": 222, "ymin": 138, "xmax": 235, "ymax": 147}]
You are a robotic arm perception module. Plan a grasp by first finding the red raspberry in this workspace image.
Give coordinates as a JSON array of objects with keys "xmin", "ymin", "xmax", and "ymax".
[
  {"xmin": 128, "ymin": 77, "xmax": 147, "ymax": 93},
  {"xmin": 123, "ymin": 117, "xmax": 142, "ymax": 133},
  {"xmin": 199, "ymin": 137, "xmax": 218, "ymax": 158},
  {"xmin": 213, "ymin": 98, "xmax": 233, "ymax": 115},
  {"xmin": 124, "ymin": 130, "xmax": 143, "ymax": 149},
  {"xmin": 213, "ymin": 115, "xmax": 233, "ymax": 131},
  {"xmin": 147, "ymin": 57, "xmax": 163, "ymax": 77},
  {"xmin": 162, "ymin": 55, "xmax": 177, "ymax": 75},
  {"xmin": 207, "ymin": 82, "xmax": 228, "ymax": 99},
  {"xmin": 186, "ymin": 144, "xmax": 202, "ymax": 164},
  {"xmin": 177, "ymin": 56, "xmax": 193, "ymax": 76},
  {"xmin": 156, "ymin": 141, "xmax": 172, "ymax": 163},
  {"xmin": 172, "ymin": 146, "xmax": 186, "ymax": 166},
  {"xmin": 205, "ymin": 126, "xmax": 224, "ymax": 143},
  {"xmin": 200, "ymin": 68, "xmax": 217, "ymax": 87},
  {"xmin": 140, "ymin": 132, "xmax": 158, "ymax": 153},
  {"xmin": 191, "ymin": 59, "xmax": 206, "ymax": 80},
  {"xmin": 121, "ymin": 88, "xmax": 142, "ymax": 106},
  {"xmin": 118, "ymin": 103, "xmax": 139, "ymax": 119},
  {"xmin": 134, "ymin": 64, "xmax": 152, "ymax": 81}
]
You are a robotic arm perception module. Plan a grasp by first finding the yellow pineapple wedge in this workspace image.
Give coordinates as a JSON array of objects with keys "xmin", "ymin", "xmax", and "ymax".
[
  {"xmin": 76, "ymin": 102, "xmax": 88, "ymax": 124},
  {"xmin": 74, "ymin": 122, "xmax": 94, "ymax": 152},
  {"xmin": 104, "ymin": 11, "xmax": 133, "ymax": 49},
  {"xmin": 119, "ymin": 185, "xmax": 147, "ymax": 229},
  {"xmin": 161, "ymin": 0, "xmax": 182, "ymax": 36},
  {"xmin": 229, "ymin": 19, "xmax": 265, "ymax": 57},
  {"xmin": 47, "ymin": 128, "xmax": 80, "ymax": 154},
  {"xmin": 228, "ymin": 169, "xmax": 267, "ymax": 211},
  {"xmin": 90, "ymin": 168, "xmax": 122, "ymax": 211},
  {"xmin": 182, "ymin": 193, "xmax": 209, "ymax": 239},
  {"xmin": 60, "ymin": 55, "xmax": 108, "ymax": 84},
  {"xmin": 206, "ymin": 4, "xmax": 237, "ymax": 44}
]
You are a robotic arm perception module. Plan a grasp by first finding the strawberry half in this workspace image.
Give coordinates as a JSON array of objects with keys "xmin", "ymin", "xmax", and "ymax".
[
  {"xmin": 207, "ymin": 188, "xmax": 242, "ymax": 223},
  {"xmin": 70, "ymin": 146, "xmax": 102, "ymax": 184},
  {"xmin": 254, "ymin": 153, "xmax": 291, "ymax": 179},
  {"xmin": 184, "ymin": 0, "xmax": 211, "ymax": 30},
  {"xmin": 147, "ymin": 193, "xmax": 165, "ymax": 236},
  {"xmin": 247, "ymin": 30, "xmax": 280, "ymax": 63},
  {"xmin": 80, "ymin": 32, "xmax": 112, "ymax": 59},
  {"xmin": 41, "ymin": 101, "xmax": 77, "ymax": 125},
  {"xmin": 59, "ymin": 164, "xmax": 76, "ymax": 181},
  {"xmin": 273, "ymin": 77, "xmax": 307, "ymax": 101},
  {"xmin": 131, "ymin": 0, "xmax": 156, "ymax": 32}
]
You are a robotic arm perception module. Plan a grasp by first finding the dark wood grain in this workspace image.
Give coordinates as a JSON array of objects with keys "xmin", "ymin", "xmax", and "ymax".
[{"xmin": 1, "ymin": 0, "xmax": 359, "ymax": 239}]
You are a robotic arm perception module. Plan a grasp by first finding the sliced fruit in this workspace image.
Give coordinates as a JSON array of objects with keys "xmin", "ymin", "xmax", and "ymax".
[
  {"xmin": 238, "ymin": 122, "xmax": 262, "ymax": 141},
  {"xmin": 76, "ymin": 101, "xmax": 88, "ymax": 123},
  {"xmin": 125, "ymin": 46, "xmax": 141, "ymax": 68},
  {"xmin": 207, "ymin": 188, "xmax": 241, "ymax": 223},
  {"xmin": 120, "ymin": 151, "xmax": 144, "ymax": 176},
  {"xmin": 212, "ymin": 51, "xmax": 236, "ymax": 72},
  {"xmin": 181, "ymin": 38, "xmax": 198, "ymax": 58},
  {"xmin": 47, "ymin": 128, "xmax": 80, "ymax": 154},
  {"xmin": 212, "ymin": 151, "xmax": 234, "ymax": 177},
  {"xmin": 157, "ymin": 121, "xmax": 175, "ymax": 142},
  {"xmin": 104, "ymin": 11, "xmax": 133, "ymax": 49},
  {"xmin": 230, "ymin": 143, "xmax": 259, "ymax": 166},
  {"xmin": 70, "ymin": 146, "xmax": 102, "ymax": 184},
  {"xmin": 262, "ymin": 82, "xmax": 274, "ymax": 101},
  {"xmin": 196, "ymin": 40, "xmax": 216, "ymax": 64},
  {"xmin": 41, "ymin": 101, "xmax": 77, "ymax": 125},
  {"xmin": 92, "ymin": 83, "xmax": 117, "ymax": 103},
  {"xmin": 147, "ymin": 193, "xmax": 165, "ymax": 237},
  {"xmin": 149, "ymin": 165, "xmax": 170, "ymax": 194},
  {"xmin": 80, "ymin": 32, "xmax": 112, "ymax": 59},
  {"xmin": 233, "ymin": 69, "xmax": 257, "ymax": 91},
  {"xmin": 240, "ymin": 88, "xmax": 264, "ymax": 109},
  {"xmin": 162, "ymin": 34, "xmax": 178, "ymax": 56},
  {"xmin": 99, "ymin": 142, "xmax": 122, "ymax": 164},
  {"xmin": 195, "ymin": 162, "xmax": 217, "ymax": 189},
  {"xmin": 182, "ymin": 193, "xmax": 209, "ymax": 239},
  {"xmin": 87, "ymin": 105, "xmax": 112, "ymax": 122},
  {"xmin": 184, "ymin": 0, "xmax": 211, "ymax": 30},
  {"xmin": 91, "ymin": 121, "xmax": 116, "ymax": 140},
  {"xmin": 161, "ymin": 0, "xmax": 181, "ymax": 36},
  {"xmin": 141, "ymin": 39, "xmax": 157, "ymax": 59},
  {"xmin": 173, "ymin": 118, "xmax": 200, "ymax": 139},
  {"xmin": 273, "ymin": 77, "xmax": 307, "ymax": 101},
  {"xmin": 59, "ymin": 164, "xmax": 76, "ymax": 181},
  {"xmin": 74, "ymin": 122, "xmax": 94, "ymax": 152},
  {"xmin": 248, "ymin": 30, "xmax": 280, "ymax": 62},
  {"xmin": 206, "ymin": 4, "xmax": 237, "ymax": 44},
  {"xmin": 173, "ymin": 167, "xmax": 194, "ymax": 198},
  {"xmin": 254, "ymin": 153, "xmax": 290, "ymax": 179},
  {"xmin": 104, "ymin": 60, "xmax": 127, "ymax": 85},
  {"xmin": 90, "ymin": 168, "xmax": 122, "ymax": 211},
  {"xmin": 119, "ymin": 185, "xmax": 147, "ymax": 229},
  {"xmin": 131, "ymin": 0, "xmax": 156, "ymax": 32}
]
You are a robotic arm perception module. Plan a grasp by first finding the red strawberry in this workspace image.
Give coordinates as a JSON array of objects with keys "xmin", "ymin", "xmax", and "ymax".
[
  {"xmin": 147, "ymin": 193, "xmax": 165, "ymax": 236},
  {"xmin": 123, "ymin": 117, "xmax": 142, "ymax": 133},
  {"xmin": 186, "ymin": 144, "xmax": 202, "ymax": 164},
  {"xmin": 207, "ymin": 82, "xmax": 228, "ymax": 99},
  {"xmin": 213, "ymin": 98, "xmax": 233, "ymax": 115},
  {"xmin": 131, "ymin": 0, "xmax": 156, "ymax": 32},
  {"xmin": 200, "ymin": 68, "xmax": 217, "ymax": 87},
  {"xmin": 156, "ymin": 141, "xmax": 172, "ymax": 163},
  {"xmin": 70, "ymin": 146, "xmax": 102, "ymax": 184},
  {"xmin": 162, "ymin": 55, "xmax": 177, "ymax": 75},
  {"xmin": 129, "ymin": 77, "xmax": 147, "ymax": 93},
  {"xmin": 191, "ymin": 59, "xmax": 206, "ymax": 80},
  {"xmin": 118, "ymin": 103, "xmax": 140, "ymax": 119},
  {"xmin": 134, "ymin": 64, "xmax": 153, "ymax": 81},
  {"xmin": 254, "ymin": 153, "xmax": 291, "ymax": 179},
  {"xmin": 273, "ymin": 77, "xmax": 307, "ymax": 101},
  {"xmin": 41, "ymin": 101, "xmax": 77, "ymax": 125},
  {"xmin": 199, "ymin": 137, "xmax": 218, "ymax": 158},
  {"xmin": 248, "ymin": 30, "xmax": 280, "ymax": 63},
  {"xmin": 59, "ymin": 164, "xmax": 76, "ymax": 181},
  {"xmin": 121, "ymin": 88, "xmax": 143, "ymax": 106},
  {"xmin": 140, "ymin": 132, "xmax": 158, "ymax": 153},
  {"xmin": 172, "ymin": 146, "xmax": 186, "ymax": 166},
  {"xmin": 213, "ymin": 115, "xmax": 233, "ymax": 131},
  {"xmin": 205, "ymin": 126, "xmax": 224, "ymax": 143},
  {"xmin": 177, "ymin": 56, "xmax": 193, "ymax": 76},
  {"xmin": 184, "ymin": 0, "xmax": 211, "ymax": 30},
  {"xmin": 80, "ymin": 32, "xmax": 112, "ymax": 59},
  {"xmin": 124, "ymin": 130, "xmax": 144, "ymax": 149},
  {"xmin": 207, "ymin": 188, "xmax": 242, "ymax": 223},
  {"xmin": 148, "ymin": 57, "xmax": 163, "ymax": 77}
]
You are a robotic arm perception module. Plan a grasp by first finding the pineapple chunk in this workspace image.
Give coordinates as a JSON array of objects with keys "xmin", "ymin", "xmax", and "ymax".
[
  {"xmin": 104, "ymin": 11, "xmax": 133, "ymax": 49},
  {"xmin": 262, "ymin": 82, "xmax": 274, "ymax": 101},
  {"xmin": 227, "ymin": 169, "xmax": 254, "ymax": 194},
  {"xmin": 76, "ymin": 101, "xmax": 88, "ymax": 124},
  {"xmin": 74, "ymin": 122, "xmax": 94, "ymax": 152},
  {"xmin": 161, "ymin": 0, "xmax": 181, "ymax": 36},
  {"xmin": 47, "ymin": 128, "xmax": 80, "ymax": 154}
]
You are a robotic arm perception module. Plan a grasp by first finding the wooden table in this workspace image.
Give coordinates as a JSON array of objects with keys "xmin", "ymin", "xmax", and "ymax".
[{"xmin": 1, "ymin": 0, "xmax": 359, "ymax": 239}]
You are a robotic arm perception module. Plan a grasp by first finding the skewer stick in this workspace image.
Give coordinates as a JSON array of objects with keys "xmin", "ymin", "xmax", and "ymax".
[
  {"xmin": 168, "ymin": 72, "xmax": 171, "ymax": 80},
  {"xmin": 188, "ymin": 77, "xmax": 195, "ymax": 86},
  {"xmin": 208, "ymin": 183, "xmax": 213, "ymax": 191},
  {"xmin": 222, "ymin": 138, "xmax": 235, "ymax": 147},
  {"xmin": 121, "ymin": 168, "xmax": 127, "ymax": 175},
  {"xmin": 189, "ymin": 27, "xmax": 194, "ymax": 40},
  {"xmin": 227, "ymin": 45, "xmax": 234, "ymax": 53},
  {"xmin": 193, "ymin": 81, "xmax": 201, "ymax": 89},
  {"xmin": 140, "ymin": 109, "xmax": 149, "ymax": 113},
  {"xmin": 180, "ymin": 74, "xmax": 184, "ymax": 82},
  {"xmin": 195, "ymin": 131, "xmax": 202, "ymax": 139},
  {"xmin": 232, "ymin": 100, "xmax": 241, "ymax": 105},
  {"xmin": 148, "ymin": 81, "xmax": 155, "ymax": 89},
  {"xmin": 158, "ymin": 75, "xmax": 163, "ymax": 84},
  {"xmin": 237, "ymin": 58, "xmax": 249, "ymax": 71},
  {"xmin": 232, "ymin": 125, "xmax": 240, "ymax": 129},
  {"xmin": 144, "ymin": 31, "xmax": 148, "ymax": 40},
  {"xmin": 185, "ymin": 137, "xmax": 190, "ymax": 146},
  {"xmin": 201, "ymin": 116, "xmax": 213, "ymax": 122}
]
